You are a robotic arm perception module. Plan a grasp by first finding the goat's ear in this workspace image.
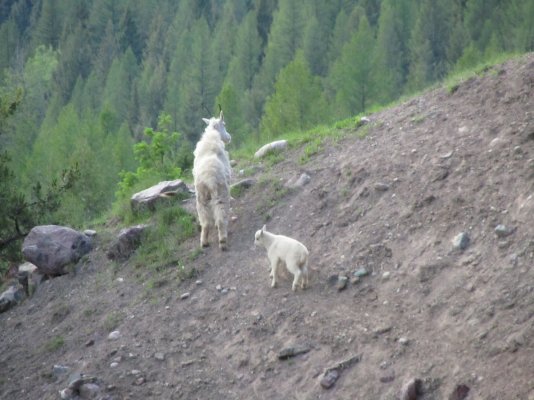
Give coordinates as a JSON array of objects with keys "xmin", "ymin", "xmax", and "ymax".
[
  {"xmin": 219, "ymin": 110, "xmax": 224, "ymax": 121},
  {"xmin": 202, "ymin": 118, "xmax": 210, "ymax": 125},
  {"xmin": 262, "ymin": 224, "xmax": 266, "ymax": 232}
]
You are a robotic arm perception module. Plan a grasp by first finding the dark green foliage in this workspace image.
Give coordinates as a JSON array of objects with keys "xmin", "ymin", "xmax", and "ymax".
[{"xmin": 0, "ymin": 0, "xmax": 530, "ymax": 243}]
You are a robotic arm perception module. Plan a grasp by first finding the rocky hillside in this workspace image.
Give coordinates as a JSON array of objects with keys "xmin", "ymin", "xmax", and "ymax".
[{"xmin": 1, "ymin": 54, "xmax": 533, "ymax": 400}]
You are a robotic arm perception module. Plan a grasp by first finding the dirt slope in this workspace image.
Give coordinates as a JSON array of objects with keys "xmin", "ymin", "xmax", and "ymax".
[{"xmin": 1, "ymin": 54, "xmax": 533, "ymax": 400}]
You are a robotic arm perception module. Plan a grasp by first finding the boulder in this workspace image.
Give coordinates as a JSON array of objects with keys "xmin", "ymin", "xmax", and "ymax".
[
  {"xmin": 22, "ymin": 225, "xmax": 93, "ymax": 276},
  {"xmin": 254, "ymin": 140, "xmax": 288, "ymax": 159},
  {"xmin": 131, "ymin": 179, "xmax": 190, "ymax": 212},
  {"xmin": 107, "ymin": 224, "xmax": 149, "ymax": 261},
  {"xmin": 0, "ymin": 284, "xmax": 26, "ymax": 313}
]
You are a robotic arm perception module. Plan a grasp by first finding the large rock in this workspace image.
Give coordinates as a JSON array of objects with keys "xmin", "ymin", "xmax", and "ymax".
[
  {"xmin": 22, "ymin": 225, "xmax": 93, "ymax": 276},
  {"xmin": 0, "ymin": 284, "xmax": 26, "ymax": 313},
  {"xmin": 254, "ymin": 140, "xmax": 288, "ymax": 159},
  {"xmin": 131, "ymin": 179, "xmax": 190, "ymax": 212},
  {"xmin": 107, "ymin": 224, "xmax": 149, "ymax": 261}
]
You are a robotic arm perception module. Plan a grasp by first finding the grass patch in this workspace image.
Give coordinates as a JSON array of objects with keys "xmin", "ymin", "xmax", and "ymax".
[
  {"xmin": 103, "ymin": 311, "xmax": 124, "ymax": 332},
  {"xmin": 255, "ymin": 177, "xmax": 293, "ymax": 217},
  {"xmin": 44, "ymin": 336, "xmax": 64, "ymax": 352}
]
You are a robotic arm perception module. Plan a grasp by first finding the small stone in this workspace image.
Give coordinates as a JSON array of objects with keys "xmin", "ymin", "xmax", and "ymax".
[
  {"xmin": 374, "ymin": 325, "xmax": 392, "ymax": 335},
  {"xmin": 110, "ymin": 362, "xmax": 119, "ymax": 368},
  {"xmin": 53, "ymin": 365, "xmax": 70, "ymax": 376},
  {"xmin": 133, "ymin": 377, "xmax": 145, "ymax": 386},
  {"xmin": 336, "ymin": 276, "xmax": 348, "ymax": 291},
  {"xmin": 449, "ymin": 384, "xmax": 470, "ymax": 400},
  {"xmin": 131, "ymin": 369, "xmax": 142, "ymax": 376},
  {"xmin": 83, "ymin": 230, "xmax": 97, "ymax": 237},
  {"xmin": 452, "ymin": 232, "xmax": 470, "ymax": 251},
  {"xmin": 374, "ymin": 182, "xmax": 390, "ymax": 192},
  {"xmin": 155, "ymin": 352, "xmax": 165, "ymax": 361},
  {"xmin": 85, "ymin": 339, "xmax": 94, "ymax": 347},
  {"xmin": 195, "ymin": 280, "xmax": 203, "ymax": 285},
  {"xmin": 79, "ymin": 383, "xmax": 100, "ymax": 399},
  {"xmin": 278, "ymin": 345, "xmax": 311, "ymax": 360},
  {"xmin": 216, "ymin": 284, "xmax": 222, "ymax": 291},
  {"xmin": 221, "ymin": 288, "xmax": 229, "ymax": 294},
  {"xmin": 495, "ymin": 224, "xmax": 513, "ymax": 238},
  {"xmin": 59, "ymin": 388, "xmax": 74, "ymax": 400},
  {"xmin": 320, "ymin": 369, "xmax": 340, "ymax": 389},
  {"xmin": 350, "ymin": 276, "xmax": 361, "ymax": 285},
  {"xmin": 380, "ymin": 373, "xmax": 395, "ymax": 383},
  {"xmin": 180, "ymin": 292, "xmax": 190, "ymax": 300},
  {"xmin": 353, "ymin": 268, "xmax": 369, "ymax": 278},
  {"xmin": 108, "ymin": 331, "xmax": 121, "ymax": 340},
  {"xmin": 382, "ymin": 271, "xmax": 391, "ymax": 280},
  {"xmin": 400, "ymin": 378, "xmax": 422, "ymax": 400},
  {"xmin": 398, "ymin": 337, "xmax": 410, "ymax": 345}
]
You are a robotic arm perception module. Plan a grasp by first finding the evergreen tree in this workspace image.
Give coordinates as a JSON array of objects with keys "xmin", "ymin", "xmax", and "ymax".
[
  {"xmin": 260, "ymin": 52, "xmax": 329, "ymax": 142},
  {"xmin": 407, "ymin": 0, "xmax": 452, "ymax": 91},
  {"xmin": 32, "ymin": 0, "xmax": 61, "ymax": 48},
  {"xmin": 328, "ymin": 14, "xmax": 376, "ymax": 119},
  {"xmin": 177, "ymin": 17, "xmax": 218, "ymax": 142},
  {"xmin": 373, "ymin": 0, "xmax": 412, "ymax": 103}
]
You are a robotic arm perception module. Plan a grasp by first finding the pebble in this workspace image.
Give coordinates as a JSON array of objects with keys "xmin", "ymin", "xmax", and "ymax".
[
  {"xmin": 216, "ymin": 285, "xmax": 222, "ymax": 291},
  {"xmin": 108, "ymin": 331, "xmax": 121, "ymax": 340},
  {"xmin": 353, "ymin": 268, "xmax": 369, "ymax": 277},
  {"xmin": 196, "ymin": 280, "xmax": 203, "ymax": 285},
  {"xmin": 85, "ymin": 339, "xmax": 95, "ymax": 347},
  {"xmin": 320, "ymin": 369, "xmax": 340, "ymax": 389},
  {"xmin": 180, "ymin": 292, "xmax": 190, "ymax": 300},
  {"xmin": 382, "ymin": 271, "xmax": 391, "ymax": 280},
  {"xmin": 400, "ymin": 378, "xmax": 422, "ymax": 400},
  {"xmin": 452, "ymin": 232, "xmax": 470, "ymax": 250},
  {"xmin": 155, "ymin": 352, "xmax": 165, "ymax": 361},
  {"xmin": 110, "ymin": 362, "xmax": 119, "ymax": 368},
  {"xmin": 495, "ymin": 224, "xmax": 513, "ymax": 238},
  {"xmin": 398, "ymin": 337, "xmax": 410, "ymax": 345},
  {"xmin": 336, "ymin": 276, "xmax": 348, "ymax": 291}
]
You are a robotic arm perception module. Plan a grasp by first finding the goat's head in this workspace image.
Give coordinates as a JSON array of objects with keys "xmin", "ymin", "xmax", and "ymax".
[
  {"xmin": 203, "ymin": 111, "xmax": 231, "ymax": 144},
  {"xmin": 254, "ymin": 225, "xmax": 266, "ymax": 246}
]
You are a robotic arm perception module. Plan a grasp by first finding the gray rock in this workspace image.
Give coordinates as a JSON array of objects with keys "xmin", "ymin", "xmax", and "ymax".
[
  {"xmin": 452, "ymin": 232, "xmax": 470, "ymax": 251},
  {"xmin": 68, "ymin": 373, "xmax": 97, "ymax": 391},
  {"xmin": 53, "ymin": 364, "xmax": 70, "ymax": 377},
  {"xmin": 286, "ymin": 173, "xmax": 311, "ymax": 188},
  {"xmin": 320, "ymin": 369, "xmax": 339, "ymax": 389},
  {"xmin": 400, "ymin": 378, "xmax": 422, "ymax": 400},
  {"xmin": 254, "ymin": 140, "xmax": 288, "ymax": 158},
  {"xmin": 231, "ymin": 178, "xmax": 256, "ymax": 190},
  {"xmin": 79, "ymin": 383, "xmax": 100, "ymax": 399},
  {"xmin": 374, "ymin": 182, "xmax": 390, "ymax": 192},
  {"xmin": 449, "ymin": 384, "xmax": 470, "ymax": 400},
  {"xmin": 180, "ymin": 292, "xmax": 190, "ymax": 300},
  {"xmin": 22, "ymin": 225, "xmax": 93, "ymax": 276},
  {"xmin": 353, "ymin": 268, "xmax": 369, "ymax": 277},
  {"xmin": 278, "ymin": 345, "xmax": 311, "ymax": 360},
  {"xmin": 336, "ymin": 275, "xmax": 348, "ymax": 291},
  {"xmin": 131, "ymin": 179, "xmax": 190, "ymax": 212},
  {"xmin": 108, "ymin": 331, "xmax": 121, "ymax": 340},
  {"xmin": 83, "ymin": 230, "xmax": 97, "ymax": 237},
  {"xmin": 107, "ymin": 224, "xmax": 149, "ymax": 261},
  {"xmin": 0, "ymin": 284, "xmax": 26, "ymax": 313},
  {"xmin": 495, "ymin": 224, "xmax": 514, "ymax": 238},
  {"xmin": 154, "ymin": 352, "xmax": 165, "ymax": 361}
]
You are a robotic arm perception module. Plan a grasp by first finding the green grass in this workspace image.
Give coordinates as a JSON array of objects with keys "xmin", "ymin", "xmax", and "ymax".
[
  {"xmin": 103, "ymin": 311, "xmax": 124, "ymax": 332},
  {"xmin": 43, "ymin": 336, "xmax": 64, "ymax": 352}
]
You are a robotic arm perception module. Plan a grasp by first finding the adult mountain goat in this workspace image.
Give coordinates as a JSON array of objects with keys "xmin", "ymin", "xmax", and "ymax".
[{"xmin": 193, "ymin": 111, "xmax": 232, "ymax": 250}]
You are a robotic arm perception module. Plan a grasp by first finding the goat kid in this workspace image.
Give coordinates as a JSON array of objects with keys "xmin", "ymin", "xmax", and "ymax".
[{"xmin": 254, "ymin": 225, "xmax": 309, "ymax": 291}]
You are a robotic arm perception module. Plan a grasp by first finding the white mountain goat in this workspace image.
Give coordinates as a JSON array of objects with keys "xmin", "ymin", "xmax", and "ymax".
[
  {"xmin": 193, "ymin": 111, "xmax": 232, "ymax": 250},
  {"xmin": 254, "ymin": 225, "xmax": 309, "ymax": 291}
]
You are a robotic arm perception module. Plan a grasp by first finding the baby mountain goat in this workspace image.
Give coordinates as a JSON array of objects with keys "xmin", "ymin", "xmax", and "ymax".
[
  {"xmin": 193, "ymin": 111, "xmax": 232, "ymax": 250},
  {"xmin": 254, "ymin": 225, "xmax": 309, "ymax": 291}
]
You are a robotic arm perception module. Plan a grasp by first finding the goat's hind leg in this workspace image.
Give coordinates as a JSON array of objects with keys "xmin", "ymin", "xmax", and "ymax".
[
  {"xmin": 196, "ymin": 194, "xmax": 212, "ymax": 248},
  {"xmin": 213, "ymin": 189, "xmax": 229, "ymax": 250}
]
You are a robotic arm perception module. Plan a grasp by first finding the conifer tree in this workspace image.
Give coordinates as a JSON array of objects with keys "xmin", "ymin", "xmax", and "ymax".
[{"xmin": 260, "ymin": 52, "xmax": 329, "ymax": 141}]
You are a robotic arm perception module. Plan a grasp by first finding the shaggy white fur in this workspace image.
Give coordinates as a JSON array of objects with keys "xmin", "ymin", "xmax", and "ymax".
[
  {"xmin": 254, "ymin": 225, "xmax": 309, "ymax": 291},
  {"xmin": 193, "ymin": 111, "xmax": 232, "ymax": 250}
]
